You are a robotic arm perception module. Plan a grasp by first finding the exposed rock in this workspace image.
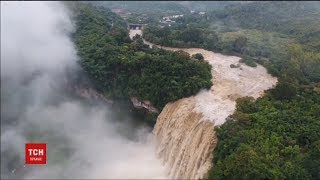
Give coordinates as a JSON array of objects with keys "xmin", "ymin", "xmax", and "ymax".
[
  {"xmin": 130, "ymin": 97, "xmax": 159, "ymax": 113},
  {"xmin": 230, "ymin": 63, "xmax": 241, "ymax": 68},
  {"xmin": 72, "ymin": 85, "xmax": 113, "ymax": 104}
]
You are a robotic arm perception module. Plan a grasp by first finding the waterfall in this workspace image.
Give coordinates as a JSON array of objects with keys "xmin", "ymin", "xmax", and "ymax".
[{"xmin": 153, "ymin": 98, "xmax": 216, "ymax": 179}]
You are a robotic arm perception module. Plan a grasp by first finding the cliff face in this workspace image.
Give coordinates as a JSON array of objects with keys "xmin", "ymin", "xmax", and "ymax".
[{"xmin": 153, "ymin": 98, "xmax": 216, "ymax": 179}]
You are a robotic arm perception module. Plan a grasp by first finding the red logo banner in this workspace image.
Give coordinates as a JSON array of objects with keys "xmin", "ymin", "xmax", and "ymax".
[{"xmin": 25, "ymin": 143, "xmax": 46, "ymax": 164}]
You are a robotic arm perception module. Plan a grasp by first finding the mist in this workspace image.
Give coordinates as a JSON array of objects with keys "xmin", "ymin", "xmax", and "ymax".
[{"xmin": 1, "ymin": 1, "xmax": 166, "ymax": 179}]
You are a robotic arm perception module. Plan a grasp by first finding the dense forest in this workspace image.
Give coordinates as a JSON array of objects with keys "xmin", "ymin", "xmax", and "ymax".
[
  {"xmin": 68, "ymin": 3, "xmax": 212, "ymax": 123},
  {"xmin": 208, "ymin": 86, "xmax": 320, "ymax": 179}
]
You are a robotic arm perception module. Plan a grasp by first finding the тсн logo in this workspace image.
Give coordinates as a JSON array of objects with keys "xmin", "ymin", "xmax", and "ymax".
[{"xmin": 25, "ymin": 143, "xmax": 46, "ymax": 164}]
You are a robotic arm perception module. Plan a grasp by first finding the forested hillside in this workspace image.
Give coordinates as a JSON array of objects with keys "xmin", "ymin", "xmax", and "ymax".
[
  {"xmin": 68, "ymin": 3, "xmax": 212, "ymax": 118},
  {"xmin": 94, "ymin": 1, "xmax": 188, "ymax": 15},
  {"xmin": 92, "ymin": 1, "xmax": 188, "ymax": 24},
  {"xmin": 143, "ymin": 2, "xmax": 320, "ymax": 85},
  {"xmin": 211, "ymin": 2, "xmax": 320, "ymax": 51},
  {"xmin": 177, "ymin": 1, "xmax": 242, "ymax": 12},
  {"xmin": 201, "ymin": 2, "xmax": 320, "ymax": 179}
]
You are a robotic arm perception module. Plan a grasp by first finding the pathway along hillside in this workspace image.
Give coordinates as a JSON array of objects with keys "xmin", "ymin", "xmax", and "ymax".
[{"xmin": 130, "ymin": 29, "xmax": 278, "ymax": 179}]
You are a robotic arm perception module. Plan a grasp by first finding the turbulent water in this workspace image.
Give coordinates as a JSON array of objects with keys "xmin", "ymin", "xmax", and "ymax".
[
  {"xmin": 130, "ymin": 29, "xmax": 278, "ymax": 179},
  {"xmin": 153, "ymin": 99, "xmax": 216, "ymax": 179}
]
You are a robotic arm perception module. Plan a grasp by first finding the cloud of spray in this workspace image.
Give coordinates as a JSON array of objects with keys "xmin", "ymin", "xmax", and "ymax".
[{"xmin": 1, "ymin": 1, "xmax": 166, "ymax": 179}]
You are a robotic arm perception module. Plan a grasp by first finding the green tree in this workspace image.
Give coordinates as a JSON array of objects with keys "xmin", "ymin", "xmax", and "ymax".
[
  {"xmin": 192, "ymin": 53, "xmax": 204, "ymax": 61},
  {"xmin": 233, "ymin": 35, "xmax": 247, "ymax": 53},
  {"xmin": 271, "ymin": 82, "xmax": 297, "ymax": 100}
]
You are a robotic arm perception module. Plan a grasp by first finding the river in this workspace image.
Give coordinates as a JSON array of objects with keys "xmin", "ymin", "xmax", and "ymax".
[{"xmin": 129, "ymin": 29, "xmax": 277, "ymax": 125}]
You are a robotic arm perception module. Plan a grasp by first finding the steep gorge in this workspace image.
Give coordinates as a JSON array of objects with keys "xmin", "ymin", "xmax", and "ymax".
[{"xmin": 129, "ymin": 29, "xmax": 279, "ymax": 179}]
